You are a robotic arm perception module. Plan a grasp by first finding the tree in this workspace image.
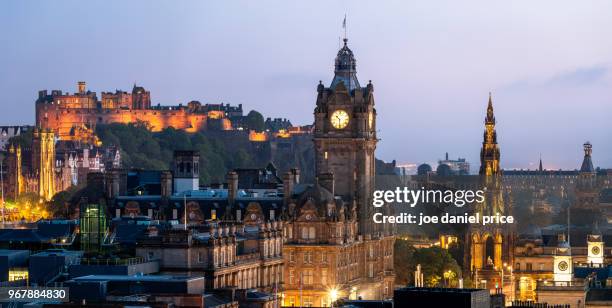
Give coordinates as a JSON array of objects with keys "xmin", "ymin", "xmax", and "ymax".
[
  {"xmin": 394, "ymin": 239, "xmax": 463, "ymax": 287},
  {"xmin": 246, "ymin": 110, "xmax": 265, "ymax": 131}
]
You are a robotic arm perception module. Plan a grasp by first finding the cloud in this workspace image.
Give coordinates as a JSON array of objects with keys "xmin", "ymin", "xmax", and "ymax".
[
  {"xmin": 505, "ymin": 65, "xmax": 609, "ymax": 90},
  {"xmin": 546, "ymin": 66, "xmax": 608, "ymax": 86}
]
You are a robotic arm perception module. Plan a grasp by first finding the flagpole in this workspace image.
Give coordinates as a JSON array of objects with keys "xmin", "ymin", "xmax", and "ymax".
[{"xmin": 184, "ymin": 194, "xmax": 187, "ymax": 230}]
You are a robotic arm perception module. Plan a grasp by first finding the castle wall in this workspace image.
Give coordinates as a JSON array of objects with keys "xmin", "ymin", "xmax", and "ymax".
[{"xmin": 36, "ymin": 103, "xmax": 210, "ymax": 137}]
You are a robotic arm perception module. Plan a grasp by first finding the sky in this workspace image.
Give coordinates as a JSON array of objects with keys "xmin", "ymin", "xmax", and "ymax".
[{"xmin": 1, "ymin": 0, "xmax": 611, "ymax": 171}]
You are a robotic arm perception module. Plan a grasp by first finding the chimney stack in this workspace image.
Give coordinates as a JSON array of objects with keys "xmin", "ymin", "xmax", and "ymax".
[
  {"xmin": 283, "ymin": 168, "xmax": 300, "ymax": 204},
  {"xmin": 227, "ymin": 171, "xmax": 238, "ymax": 205}
]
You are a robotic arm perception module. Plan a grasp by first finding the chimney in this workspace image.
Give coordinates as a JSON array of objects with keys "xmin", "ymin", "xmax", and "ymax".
[
  {"xmin": 78, "ymin": 81, "xmax": 86, "ymax": 94},
  {"xmin": 227, "ymin": 171, "xmax": 238, "ymax": 205},
  {"xmin": 283, "ymin": 168, "xmax": 300, "ymax": 204},
  {"xmin": 318, "ymin": 172, "xmax": 334, "ymax": 196}
]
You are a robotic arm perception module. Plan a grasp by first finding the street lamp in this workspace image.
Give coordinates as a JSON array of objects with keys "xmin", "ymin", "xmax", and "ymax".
[
  {"xmin": 329, "ymin": 287, "xmax": 339, "ymax": 307},
  {"xmin": 443, "ymin": 270, "xmax": 453, "ymax": 288}
]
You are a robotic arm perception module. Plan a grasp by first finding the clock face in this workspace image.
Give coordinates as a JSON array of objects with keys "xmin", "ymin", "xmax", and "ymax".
[
  {"xmin": 368, "ymin": 112, "xmax": 374, "ymax": 129},
  {"xmin": 330, "ymin": 109, "xmax": 350, "ymax": 129},
  {"xmin": 558, "ymin": 261, "xmax": 569, "ymax": 271},
  {"xmin": 592, "ymin": 246, "xmax": 600, "ymax": 255}
]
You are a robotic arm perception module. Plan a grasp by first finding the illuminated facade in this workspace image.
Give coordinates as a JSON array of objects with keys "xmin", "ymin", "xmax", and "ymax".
[
  {"xmin": 32, "ymin": 128, "xmax": 55, "ymax": 201},
  {"xmin": 35, "ymin": 82, "xmax": 240, "ymax": 139},
  {"xmin": 281, "ymin": 39, "xmax": 395, "ymax": 307},
  {"xmin": 466, "ymin": 93, "xmax": 514, "ymax": 292}
]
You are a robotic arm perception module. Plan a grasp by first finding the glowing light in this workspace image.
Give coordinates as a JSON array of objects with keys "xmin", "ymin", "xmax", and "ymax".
[{"xmin": 328, "ymin": 287, "xmax": 339, "ymax": 304}]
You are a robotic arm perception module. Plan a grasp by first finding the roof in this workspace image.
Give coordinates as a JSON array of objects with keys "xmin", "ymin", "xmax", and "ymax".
[{"xmin": 71, "ymin": 274, "xmax": 202, "ymax": 282}]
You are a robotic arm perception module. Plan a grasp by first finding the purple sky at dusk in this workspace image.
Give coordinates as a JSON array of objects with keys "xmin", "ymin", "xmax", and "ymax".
[{"xmin": 1, "ymin": 0, "xmax": 611, "ymax": 171}]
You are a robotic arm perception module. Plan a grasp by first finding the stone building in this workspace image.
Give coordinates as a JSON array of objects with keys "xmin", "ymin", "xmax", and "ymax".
[
  {"xmin": 280, "ymin": 38, "xmax": 395, "ymax": 307},
  {"xmin": 35, "ymin": 82, "xmax": 243, "ymax": 139},
  {"xmin": 136, "ymin": 222, "xmax": 283, "ymax": 293}
]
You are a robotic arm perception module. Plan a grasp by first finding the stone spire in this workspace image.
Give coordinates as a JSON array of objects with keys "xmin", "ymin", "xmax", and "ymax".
[
  {"xmin": 479, "ymin": 93, "xmax": 500, "ymax": 176},
  {"xmin": 539, "ymin": 154, "xmax": 543, "ymax": 172}
]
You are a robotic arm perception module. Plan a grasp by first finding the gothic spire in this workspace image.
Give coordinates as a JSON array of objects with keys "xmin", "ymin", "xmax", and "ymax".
[
  {"xmin": 486, "ymin": 92, "xmax": 495, "ymax": 125},
  {"xmin": 539, "ymin": 154, "xmax": 543, "ymax": 172},
  {"xmin": 479, "ymin": 93, "xmax": 500, "ymax": 176}
]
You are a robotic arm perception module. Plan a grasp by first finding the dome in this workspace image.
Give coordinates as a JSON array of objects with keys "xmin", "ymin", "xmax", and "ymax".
[
  {"xmin": 417, "ymin": 163, "xmax": 432, "ymax": 175},
  {"xmin": 330, "ymin": 38, "xmax": 360, "ymax": 91},
  {"xmin": 436, "ymin": 163, "xmax": 454, "ymax": 176}
]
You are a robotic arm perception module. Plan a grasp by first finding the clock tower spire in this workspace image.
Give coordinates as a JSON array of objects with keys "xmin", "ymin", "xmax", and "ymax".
[{"xmin": 314, "ymin": 39, "xmax": 378, "ymax": 236}]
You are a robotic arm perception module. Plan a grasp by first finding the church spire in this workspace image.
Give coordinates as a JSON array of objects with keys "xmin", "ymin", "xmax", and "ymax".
[{"xmin": 539, "ymin": 154, "xmax": 543, "ymax": 172}]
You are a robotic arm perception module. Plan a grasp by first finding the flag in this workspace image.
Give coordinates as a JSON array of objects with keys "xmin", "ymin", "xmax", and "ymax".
[{"xmin": 342, "ymin": 15, "xmax": 346, "ymax": 29}]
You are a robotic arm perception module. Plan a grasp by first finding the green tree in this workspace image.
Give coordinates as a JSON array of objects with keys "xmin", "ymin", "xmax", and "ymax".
[{"xmin": 394, "ymin": 239, "xmax": 463, "ymax": 287}]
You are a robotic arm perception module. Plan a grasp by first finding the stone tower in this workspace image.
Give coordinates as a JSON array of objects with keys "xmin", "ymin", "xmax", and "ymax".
[
  {"xmin": 313, "ymin": 38, "xmax": 377, "ymax": 235},
  {"xmin": 172, "ymin": 150, "xmax": 200, "ymax": 194},
  {"xmin": 32, "ymin": 128, "xmax": 55, "ymax": 201},
  {"xmin": 467, "ymin": 94, "xmax": 512, "ymax": 290},
  {"xmin": 576, "ymin": 142, "xmax": 598, "ymax": 208},
  {"xmin": 7, "ymin": 144, "xmax": 24, "ymax": 199}
]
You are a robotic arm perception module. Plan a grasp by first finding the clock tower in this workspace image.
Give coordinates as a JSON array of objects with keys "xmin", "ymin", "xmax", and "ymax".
[
  {"xmin": 313, "ymin": 38, "xmax": 377, "ymax": 235},
  {"xmin": 553, "ymin": 234, "xmax": 573, "ymax": 282},
  {"xmin": 587, "ymin": 225, "xmax": 604, "ymax": 265}
]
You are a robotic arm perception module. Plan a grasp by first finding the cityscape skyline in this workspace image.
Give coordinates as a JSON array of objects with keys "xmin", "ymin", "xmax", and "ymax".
[{"xmin": 1, "ymin": 0, "xmax": 611, "ymax": 170}]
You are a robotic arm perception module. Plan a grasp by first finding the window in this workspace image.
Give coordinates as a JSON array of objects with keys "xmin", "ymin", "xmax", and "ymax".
[
  {"xmin": 147, "ymin": 252, "xmax": 154, "ymax": 261},
  {"xmin": 321, "ymin": 253, "xmax": 328, "ymax": 263},
  {"xmin": 516, "ymin": 263, "xmax": 521, "ymax": 271},
  {"xmin": 198, "ymin": 252, "xmax": 204, "ymax": 263},
  {"xmin": 289, "ymin": 269, "xmax": 295, "ymax": 284},
  {"xmin": 304, "ymin": 251, "xmax": 313, "ymax": 264},
  {"xmin": 211, "ymin": 209, "xmax": 217, "ymax": 220},
  {"xmin": 321, "ymin": 269, "xmax": 328, "ymax": 285},
  {"xmin": 368, "ymin": 263, "xmax": 374, "ymax": 278},
  {"xmin": 526, "ymin": 263, "xmax": 533, "ymax": 271},
  {"xmin": 303, "ymin": 296, "xmax": 313, "ymax": 307},
  {"xmin": 288, "ymin": 296, "xmax": 295, "ymax": 307},
  {"xmin": 302, "ymin": 226, "xmax": 316, "ymax": 239},
  {"xmin": 303, "ymin": 270, "xmax": 314, "ymax": 285},
  {"xmin": 289, "ymin": 251, "xmax": 296, "ymax": 262}
]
